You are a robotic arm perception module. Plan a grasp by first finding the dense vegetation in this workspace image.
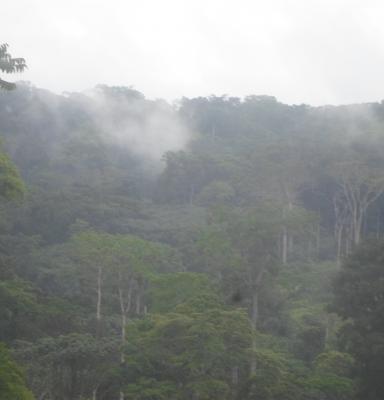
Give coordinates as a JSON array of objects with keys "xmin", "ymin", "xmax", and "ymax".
[{"xmin": 2, "ymin": 81, "xmax": 384, "ymax": 399}]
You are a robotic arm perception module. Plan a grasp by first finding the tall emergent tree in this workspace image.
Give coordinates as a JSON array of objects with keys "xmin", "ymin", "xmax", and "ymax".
[{"xmin": 0, "ymin": 43, "xmax": 26, "ymax": 90}]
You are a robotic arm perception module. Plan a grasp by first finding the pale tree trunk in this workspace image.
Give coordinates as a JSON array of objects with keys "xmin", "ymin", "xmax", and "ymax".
[
  {"xmin": 337, "ymin": 171, "xmax": 384, "ymax": 249},
  {"xmin": 120, "ymin": 314, "xmax": 126, "ymax": 364},
  {"xmin": 354, "ymin": 212, "xmax": 363, "ymax": 246},
  {"xmin": 95, "ymin": 265, "xmax": 103, "ymax": 338},
  {"xmin": 250, "ymin": 290, "xmax": 258, "ymax": 375},
  {"xmin": 336, "ymin": 226, "xmax": 343, "ymax": 266},
  {"xmin": 118, "ymin": 276, "xmax": 134, "ymax": 400},
  {"xmin": 281, "ymin": 201, "xmax": 293, "ymax": 265},
  {"xmin": 282, "ymin": 227, "xmax": 288, "ymax": 265},
  {"xmin": 118, "ymin": 278, "xmax": 133, "ymax": 362},
  {"xmin": 315, "ymin": 222, "xmax": 320, "ymax": 258},
  {"xmin": 96, "ymin": 265, "xmax": 102, "ymax": 322},
  {"xmin": 250, "ymin": 268, "xmax": 264, "ymax": 375},
  {"xmin": 334, "ymin": 193, "xmax": 349, "ymax": 262}
]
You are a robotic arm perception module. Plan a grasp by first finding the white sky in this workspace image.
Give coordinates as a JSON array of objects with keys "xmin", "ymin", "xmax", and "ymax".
[{"xmin": 3, "ymin": 0, "xmax": 384, "ymax": 105}]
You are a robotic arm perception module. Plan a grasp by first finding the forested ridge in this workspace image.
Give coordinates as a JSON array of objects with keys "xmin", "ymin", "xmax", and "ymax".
[{"xmin": 2, "ymin": 82, "xmax": 384, "ymax": 399}]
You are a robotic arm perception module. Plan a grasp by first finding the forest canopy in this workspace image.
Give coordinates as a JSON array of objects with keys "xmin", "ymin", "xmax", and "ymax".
[{"xmin": 1, "ymin": 81, "xmax": 384, "ymax": 399}]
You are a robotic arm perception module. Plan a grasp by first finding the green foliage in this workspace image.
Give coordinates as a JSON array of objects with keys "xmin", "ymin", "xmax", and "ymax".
[
  {"xmin": 148, "ymin": 272, "xmax": 220, "ymax": 313},
  {"xmin": 196, "ymin": 180, "xmax": 235, "ymax": 206},
  {"xmin": 124, "ymin": 378, "xmax": 178, "ymax": 400},
  {"xmin": 304, "ymin": 374, "xmax": 355, "ymax": 400},
  {"xmin": 0, "ymin": 43, "xmax": 26, "ymax": 90},
  {"xmin": 0, "ymin": 280, "xmax": 38, "ymax": 342},
  {"xmin": 71, "ymin": 231, "xmax": 182, "ymax": 277},
  {"xmin": 124, "ymin": 308, "xmax": 252, "ymax": 400},
  {"xmin": 0, "ymin": 343, "xmax": 34, "ymax": 400},
  {"xmin": 314, "ymin": 351, "xmax": 354, "ymax": 377},
  {"xmin": 14, "ymin": 334, "xmax": 118, "ymax": 400},
  {"xmin": 0, "ymin": 148, "xmax": 25, "ymax": 200},
  {"xmin": 332, "ymin": 240, "xmax": 384, "ymax": 399},
  {"xmin": 1, "ymin": 85, "xmax": 384, "ymax": 399}
]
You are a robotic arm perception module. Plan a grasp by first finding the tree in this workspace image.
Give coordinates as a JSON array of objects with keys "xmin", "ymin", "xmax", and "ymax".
[
  {"xmin": 196, "ymin": 205, "xmax": 284, "ymax": 375},
  {"xmin": 70, "ymin": 231, "xmax": 182, "ymax": 400},
  {"xmin": 0, "ymin": 149, "xmax": 25, "ymax": 201},
  {"xmin": 103, "ymin": 235, "xmax": 182, "ymax": 360},
  {"xmin": 123, "ymin": 308, "xmax": 252, "ymax": 400},
  {"xmin": 14, "ymin": 334, "xmax": 118, "ymax": 400},
  {"xmin": 0, "ymin": 342, "xmax": 34, "ymax": 400},
  {"xmin": 302, "ymin": 351, "xmax": 356, "ymax": 400},
  {"xmin": 0, "ymin": 44, "xmax": 26, "ymax": 201},
  {"xmin": 332, "ymin": 160, "xmax": 384, "ymax": 248},
  {"xmin": 0, "ymin": 44, "xmax": 26, "ymax": 90},
  {"xmin": 332, "ymin": 240, "xmax": 384, "ymax": 399},
  {"xmin": 70, "ymin": 231, "xmax": 115, "ymax": 327}
]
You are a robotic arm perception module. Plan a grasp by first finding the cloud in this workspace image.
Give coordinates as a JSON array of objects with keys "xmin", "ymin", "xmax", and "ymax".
[
  {"xmin": 3, "ymin": 0, "xmax": 384, "ymax": 105},
  {"xmin": 88, "ymin": 86, "xmax": 191, "ymax": 162}
]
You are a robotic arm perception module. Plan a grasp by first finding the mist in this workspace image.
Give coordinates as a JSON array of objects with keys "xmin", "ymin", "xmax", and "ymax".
[
  {"xmin": 88, "ymin": 85, "xmax": 191, "ymax": 162},
  {"xmin": 3, "ymin": 3, "xmax": 384, "ymax": 400}
]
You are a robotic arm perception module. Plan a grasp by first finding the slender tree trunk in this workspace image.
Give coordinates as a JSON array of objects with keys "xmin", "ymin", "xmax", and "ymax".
[
  {"xmin": 345, "ymin": 226, "xmax": 351, "ymax": 255},
  {"xmin": 96, "ymin": 265, "xmax": 102, "ymax": 322},
  {"xmin": 336, "ymin": 226, "xmax": 343, "ymax": 266},
  {"xmin": 354, "ymin": 212, "xmax": 363, "ymax": 245},
  {"xmin": 250, "ymin": 289, "xmax": 258, "ymax": 375},
  {"xmin": 282, "ymin": 227, "xmax": 288, "ymax": 265},
  {"xmin": 316, "ymin": 222, "xmax": 320, "ymax": 258},
  {"xmin": 135, "ymin": 290, "xmax": 141, "ymax": 315},
  {"xmin": 281, "ymin": 202, "xmax": 292, "ymax": 264},
  {"xmin": 250, "ymin": 268, "xmax": 264, "ymax": 375},
  {"xmin": 118, "ymin": 276, "xmax": 134, "ymax": 400},
  {"xmin": 121, "ymin": 313, "xmax": 126, "ymax": 363}
]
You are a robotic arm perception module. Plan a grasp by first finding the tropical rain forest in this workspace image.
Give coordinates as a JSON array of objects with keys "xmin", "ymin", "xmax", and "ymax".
[{"xmin": 1, "ymin": 42, "xmax": 384, "ymax": 400}]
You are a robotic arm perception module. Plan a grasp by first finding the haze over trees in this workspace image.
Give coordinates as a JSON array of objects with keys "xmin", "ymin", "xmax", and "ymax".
[{"xmin": 1, "ymin": 77, "xmax": 384, "ymax": 399}]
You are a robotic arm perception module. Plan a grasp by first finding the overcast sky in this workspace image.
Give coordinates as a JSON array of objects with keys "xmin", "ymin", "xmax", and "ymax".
[{"xmin": 3, "ymin": 0, "xmax": 384, "ymax": 105}]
